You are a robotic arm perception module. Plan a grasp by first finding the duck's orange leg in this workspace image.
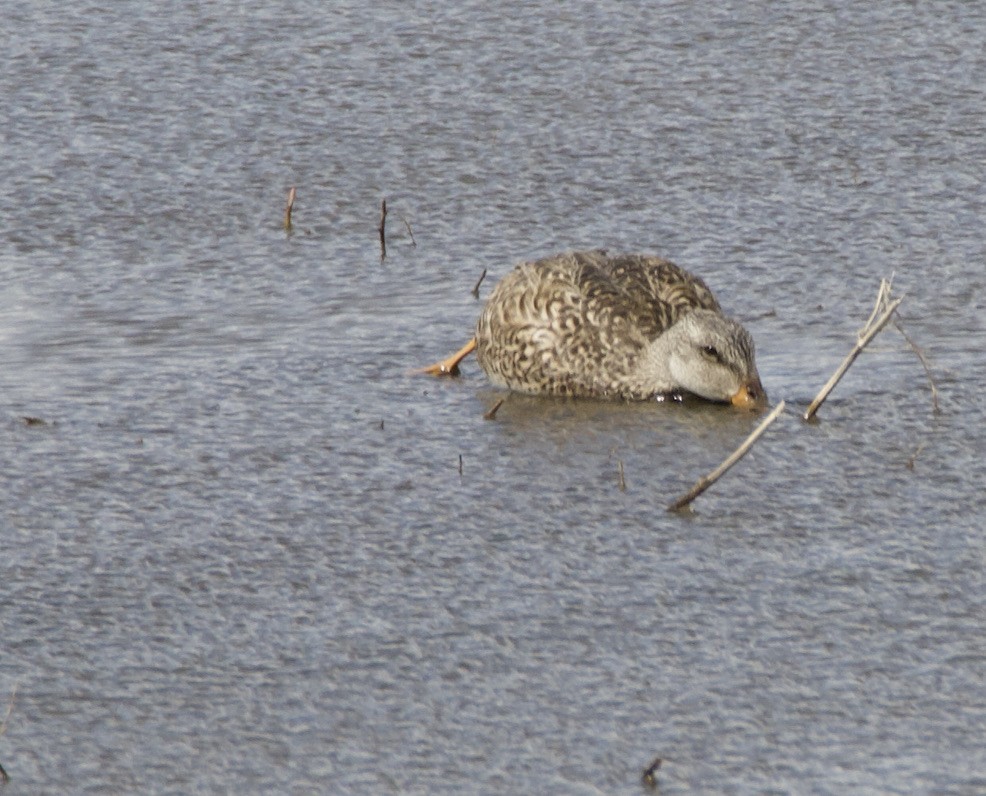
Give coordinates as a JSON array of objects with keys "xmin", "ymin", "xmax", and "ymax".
[{"xmin": 416, "ymin": 337, "xmax": 477, "ymax": 377}]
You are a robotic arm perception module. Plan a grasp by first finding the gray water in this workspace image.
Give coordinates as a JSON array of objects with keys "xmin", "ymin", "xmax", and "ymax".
[{"xmin": 1, "ymin": 1, "xmax": 984, "ymax": 793}]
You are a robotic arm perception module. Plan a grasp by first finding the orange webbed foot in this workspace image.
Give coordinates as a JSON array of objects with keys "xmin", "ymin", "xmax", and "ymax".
[{"xmin": 415, "ymin": 338, "xmax": 477, "ymax": 377}]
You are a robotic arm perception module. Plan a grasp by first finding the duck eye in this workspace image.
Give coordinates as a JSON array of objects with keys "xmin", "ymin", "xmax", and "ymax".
[{"xmin": 702, "ymin": 345, "xmax": 720, "ymax": 361}]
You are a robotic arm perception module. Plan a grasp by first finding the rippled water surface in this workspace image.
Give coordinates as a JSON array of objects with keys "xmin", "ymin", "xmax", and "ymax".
[{"xmin": 1, "ymin": 1, "xmax": 984, "ymax": 793}]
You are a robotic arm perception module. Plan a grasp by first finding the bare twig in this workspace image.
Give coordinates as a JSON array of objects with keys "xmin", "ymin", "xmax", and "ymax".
[
  {"xmin": 642, "ymin": 756, "xmax": 662, "ymax": 789},
  {"xmin": 893, "ymin": 316, "xmax": 941, "ymax": 415},
  {"xmin": 906, "ymin": 440, "xmax": 926, "ymax": 470},
  {"xmin": 471, "ymin": 268, "xmax": 487, "ymax": 299},
  {"xmin": 860, "ymin": 275, "xmax": 894, "ymax": 333},
  {"xmin": 667, "ymin": 400, "xmax": 786, "ymax": 512},
  {"xmin": 617, "ymin": 459, "xmax": 626, "ymax": 492},
  {"xmin": 378, "ymin": 198, "xmax": 387, "ymax": 260},
  {"xmin": 399, "ymin": 214, "xmax": 417, "ymax": 247},
  {"xmin": 803, "ymin": 281, "xmax": 904, "ymax": 421},
  {"xmin": 483, "ymin": 398, "xmax": 505, "ymax": 420},
  {"xmin": 283, "ymin": 186, "xmax": 296, "ymax": 231}
]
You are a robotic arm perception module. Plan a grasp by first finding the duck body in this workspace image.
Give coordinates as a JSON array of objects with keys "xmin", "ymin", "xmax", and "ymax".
[{"xmin": 474, "ymin": 250, "xmax": 766, "ymax": 407}]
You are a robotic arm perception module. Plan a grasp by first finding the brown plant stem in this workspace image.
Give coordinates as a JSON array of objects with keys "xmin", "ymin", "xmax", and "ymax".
[
  {"xmin": 667, "ymin": 400, "xmax": 786, "ymax": 512},
  {"xmin": 803, "ymin": 281, "xmax": 903, "ymax": 421}
]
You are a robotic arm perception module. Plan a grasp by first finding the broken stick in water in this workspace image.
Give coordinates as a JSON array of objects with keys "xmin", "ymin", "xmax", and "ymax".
[
  {"xmin": 471, "ymin": 268, "xmax": 487, "ymax": 299},
  {"xmin": 641, "ymin": 756, "xmax": 662, "ymax": 789},
  {"xmin": 667, "ymin": 400, "xmax": 786, "ymax": 512},
  {"xmin": 378, "ymin": 198, "xmax": 387, "ymax": 260},
  {"xmin": 803, "ymin": 279, "xmax": 904, "ymax": 421},
  {"xmin": 893, "ymin": 316, "xmax": 940, "ymax": 415},
  {"xmin": 399, "ymin": 213, "xmax": 417, "ymax": 247},
  {"xmin": 283, "ymin": 186, "xmax": 296, "ymax": 231},
  {"xmin": 483, "ymin": 398, "xmax": 505, "ymax": 420}
]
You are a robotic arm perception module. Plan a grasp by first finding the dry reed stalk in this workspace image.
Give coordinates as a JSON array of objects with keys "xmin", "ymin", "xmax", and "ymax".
[
  {"xmin": 803, "ymin": 279, "xmax": 904, "ymax": 421},
  {"xmin": 483, "ymin": 398, "xmax": 505, "ymax": 420},
  {"xmin": 906, "ymin": 441, "xmax": 926, "ymax": 470},
  {"xmin": 378, "ymin": 198, "xmax": 387, "ymax": 260},
  {"xmin": 471, "ymin": 268, "xmax": 487, "ymax": 299},
  {"xmin": 893, "ymin": 317, "xmax": 941, "ymax": 415},
  {"xmin": 667, "ymin": 400, "xmax": 786, "ymax": 512},
  {"xmin": 642, "ymin": 756, "xmax": 662, "ymax": 789},
  {"xmin": 283, "ymin": 186, "xmax": 296, "ymax": 230},
  {"xmin": 400, "ymin": 214, "xmax": 417, "ymax": 247},
  {"xmin": 860, "ymin": 276, "xmax": 894, "ymax": 332}
]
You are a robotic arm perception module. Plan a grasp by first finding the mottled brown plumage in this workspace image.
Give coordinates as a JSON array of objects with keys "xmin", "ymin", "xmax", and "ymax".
[{"xmin": 471, "ymin": 250, "xmax": 765, "ymax": 405}]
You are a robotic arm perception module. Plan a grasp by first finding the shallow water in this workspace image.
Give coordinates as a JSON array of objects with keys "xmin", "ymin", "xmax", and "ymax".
[{"xmin": 1, "ymin": 1, "xmax": 984, "ymax": 793}]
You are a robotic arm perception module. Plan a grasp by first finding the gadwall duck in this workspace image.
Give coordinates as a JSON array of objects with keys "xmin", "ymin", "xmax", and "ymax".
[{"xmin": 421, "ymin": 250, "xmax": 766, "ymax": 408}]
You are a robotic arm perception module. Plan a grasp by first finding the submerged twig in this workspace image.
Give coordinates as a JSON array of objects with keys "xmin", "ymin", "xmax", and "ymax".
[
  {"xmin": 378, "ymin": 198, "xmax": 387, "ymax": 260},
  {"xmin": 283, "ymin": 186, "xmax": 296, "ymax": 231},
  {"xmin": 642, "ymin": 756, "xmax": 662, "ymax": 789},
  {"xmin": 667, "ymin": 400, "xmax": 786, "ymax": 512},
  {"xmin": 803, "ymin": 280, "xmax": 904, "ymax": 421},
  {"xmin": 399, "ymin": 214, "xmax": 417, "ymax": 247},
  {"xmin": 906, "ymin": 440, "xmax": 926, "ymax": 470},
  {"xmin": 483, "ymin": 398, "xmax": 505, "ymax": 420},
  {"xmin": 471, "ymin": 268, "xmax": 487, "ymax": 299},
  {"xmin": 893, "ymin": 316, "xmax": 941, "ymax": 415}
]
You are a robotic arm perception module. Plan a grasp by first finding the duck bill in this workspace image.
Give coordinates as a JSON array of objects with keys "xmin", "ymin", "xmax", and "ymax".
[{"xmin": 730, "ymin": 377, "xmax": 767, "ymax": 410}]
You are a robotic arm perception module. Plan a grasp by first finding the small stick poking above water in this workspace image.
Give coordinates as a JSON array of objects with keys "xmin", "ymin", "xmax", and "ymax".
[
  {"xmin": 667, "ymin": 400, "xmax": 786, "ymax": 512},
  {"xmin": 283, "ymin": 186, "xmax": 296, "ymax": 231},
  {"xmin": 378, "ymin": 198, "xmax": 387, "ymax": 260},
  {"xmin": 471, "ymin": 268, "xmax": 487, "ymax": 299},
  {"xmin": 803, "ymin": 279, "xmax": 903, "ymax": 421},
  {"xmin": 642, "ymin": 756, "xmax": 662, "ymax": 789},
  {"xmin": 894, "ymin": 316, "xmax": 941, "ymax": 415},
  {"xmin": 483, "ymin": 398, "xmax": 505, "ymax": 420},
  {"xmin": 400, "ymin": 213, "xmax": 417, "ymax": 247}
]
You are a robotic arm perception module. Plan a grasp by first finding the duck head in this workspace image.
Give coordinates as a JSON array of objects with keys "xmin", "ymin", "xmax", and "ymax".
[{"xmin": 644, "ymin": 309, "xmax": 767, "ymax": 409}]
